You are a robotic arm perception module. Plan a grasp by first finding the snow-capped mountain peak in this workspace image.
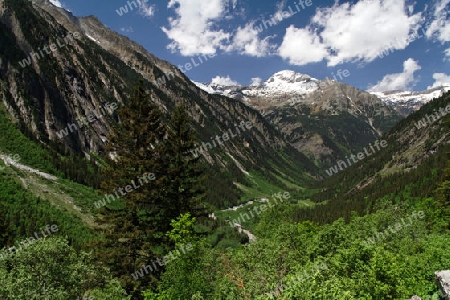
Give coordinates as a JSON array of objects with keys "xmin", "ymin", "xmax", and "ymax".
[
  {"xmin": 193, "ymin": 70, "xmax": 321, "ymax": 102},
  {"xmin": 257, "ymin": 70, "xmax": 319, "ymax": 95}
]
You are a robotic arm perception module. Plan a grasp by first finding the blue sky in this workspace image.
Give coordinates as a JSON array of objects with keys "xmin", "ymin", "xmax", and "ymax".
[{"xmin": 51, "ymin": 0, "xmax": 450, "ymax": 91}]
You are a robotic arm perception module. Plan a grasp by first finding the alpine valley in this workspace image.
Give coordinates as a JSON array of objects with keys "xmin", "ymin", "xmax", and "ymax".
[{"xmin": 0, "ymin": 0, "xmax": 449, "ymax": 299}]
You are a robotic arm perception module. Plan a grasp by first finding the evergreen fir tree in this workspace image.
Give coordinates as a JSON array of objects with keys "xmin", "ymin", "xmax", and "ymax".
[
  {"xmin": 158, "ymin": 103, "xmax": 207, "ymax": 235},
  {"xmin": 95, "ymin": 80, "xmax": 166, "ymax": 294}
]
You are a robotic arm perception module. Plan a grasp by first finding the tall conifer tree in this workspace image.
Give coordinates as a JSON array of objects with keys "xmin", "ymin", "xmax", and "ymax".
[
  {"xmin": 96, "ymin": 80, "xmax": 166, "ymax": 294},
  {"xmin": 158, "ymin": 104, "xmax": 206, "ymax": 234}
]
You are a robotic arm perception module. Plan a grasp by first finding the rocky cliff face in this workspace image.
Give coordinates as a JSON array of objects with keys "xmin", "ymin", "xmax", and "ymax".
[
  {"xmin": 0, "ymin": 0, "xmax": 124, "ymax": 152},
  {"xmin": 30, "ymin": 0, "xmax": 179, "ymax": 84}
]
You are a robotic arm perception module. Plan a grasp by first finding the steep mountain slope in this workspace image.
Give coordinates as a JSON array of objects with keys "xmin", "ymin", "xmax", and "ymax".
[
  {"xmin": 0, "ymin": 0, "xmax": 319, "ymax": 209},
  {"xmin": 196, "ymin": 70, "xmax": 403, "ymax": 165},
  {"xmin": 371, "ymin": 85, "xmax": 450, "ymax": 116},
  {"xmin": 308, "ymin": 91, "xmax": 450, "ymax": 219}
]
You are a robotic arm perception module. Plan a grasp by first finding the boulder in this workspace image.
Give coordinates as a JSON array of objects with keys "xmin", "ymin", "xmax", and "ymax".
[{"xmin": 435, "ymin": 270, "xmax": 450, "ymax": 300}]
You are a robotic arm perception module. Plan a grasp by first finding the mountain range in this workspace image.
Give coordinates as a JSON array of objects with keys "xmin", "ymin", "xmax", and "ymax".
[
  {"xmin": 195, "ymin": 69, "xmax": 450, "ymax": 116},
  {"xmin": 197, "ymin": 70, "xmax": 404, "ymax": 164}
]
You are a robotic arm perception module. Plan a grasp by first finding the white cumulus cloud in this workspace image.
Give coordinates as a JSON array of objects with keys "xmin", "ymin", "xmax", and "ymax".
[
  {"xmin": 368, "ymin": 58, "xmax": 421, "ymax": 92},
  {"xmin": 211, "ymin": 75, "xmax": 239, "ymax": 86},
  {"xmin": 278, "ymin": 0, "xmax": 422, "ymax": 66},
  {"xmin": 427, "ymin": 73, "xmax": 450, "ymax": 89},
  {"xmin": 229, "ymin": 22, "xmax": 275, "ymax": 57},
  {"xmin": 162, "ymin": 0, "xmax": 230, "ymax": 56},
  {"xmin": 278, "ymin": 26, "xmax": 328, "ymax": 65},
  {"xmin": 226, "ymin": 0, "xmax": 298, "ymax": 56}
]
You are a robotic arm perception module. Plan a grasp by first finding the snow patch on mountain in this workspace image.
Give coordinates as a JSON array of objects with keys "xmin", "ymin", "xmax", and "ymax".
[
  {"xmin": 371, "ymin": 85, "xmax": 450, "ymax": 115},
  {"xmin": 193, "ymin": 81, "xmax": 250, "ymax": 101},
  {"xmin": 193, "ymin": 81, "xmax": 217, "ymax": 94},
  {"xmin": 371, "ymin": 86, "xmax": 450, "ymax": 104},
  {"xmin": 85, "ymin": 34, "xmax": 99, "ymax": 44}
]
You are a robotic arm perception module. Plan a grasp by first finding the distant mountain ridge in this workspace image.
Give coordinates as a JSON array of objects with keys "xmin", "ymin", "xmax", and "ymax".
[
  {"xmin": 195, "ymin": 70, "xmax": 403, "ymax": 165},
  {"xmin": 195, "ymin": 70, "xmax": 450, "ymax": 117},
  {"xmin": 371, "ymin": 85, "xmax": 450, "ymax": 116}
]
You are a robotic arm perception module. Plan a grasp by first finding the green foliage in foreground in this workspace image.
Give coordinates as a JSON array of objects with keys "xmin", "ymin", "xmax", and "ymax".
[
  {"xmin": 145, "ymin": 197, "xmax": 449, "ymax": 299},
  {"xmin": 0, "ymin": 237, "xmax": 129, "ymax": 299}
]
